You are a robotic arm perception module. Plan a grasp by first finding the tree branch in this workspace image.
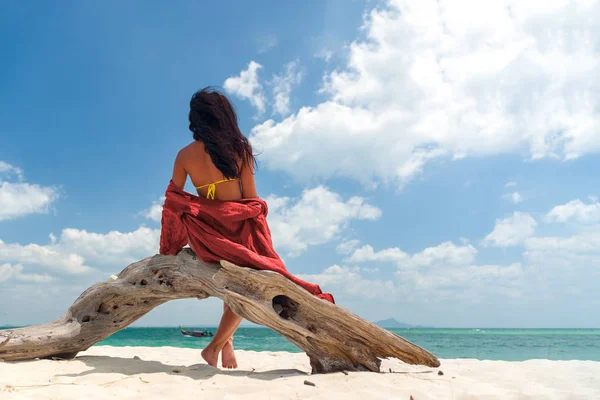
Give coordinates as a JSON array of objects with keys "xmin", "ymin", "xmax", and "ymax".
[{"xmin": 0, "ymin": 249, "xmax": 440, "ymax": 372}]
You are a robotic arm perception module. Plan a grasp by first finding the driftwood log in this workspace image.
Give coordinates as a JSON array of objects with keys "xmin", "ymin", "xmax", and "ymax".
[{"xmin": 0, "ymin": 249, "xmax": 440, "ymax": 373}]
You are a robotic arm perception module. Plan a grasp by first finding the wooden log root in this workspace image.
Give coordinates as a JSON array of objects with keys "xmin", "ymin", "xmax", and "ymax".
[{"xmin": 0, "ymin": 249, "xmax": 440, "ymax": 373}]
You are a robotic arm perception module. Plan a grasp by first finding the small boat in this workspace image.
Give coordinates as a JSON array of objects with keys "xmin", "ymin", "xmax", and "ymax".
[{"xmin": 179, "ymin": 326, "xmax": 214, "ymax": 337}]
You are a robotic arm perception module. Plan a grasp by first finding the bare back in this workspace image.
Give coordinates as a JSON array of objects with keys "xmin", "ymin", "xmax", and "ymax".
[{"xmin": 171, "ymin": 141, "xmax": 257, "ymax": 201}]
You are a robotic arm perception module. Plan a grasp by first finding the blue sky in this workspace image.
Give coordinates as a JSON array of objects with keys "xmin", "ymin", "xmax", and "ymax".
[{"xmin": 1, "ymin": 0, "xmax": 599, "ymax": 328}]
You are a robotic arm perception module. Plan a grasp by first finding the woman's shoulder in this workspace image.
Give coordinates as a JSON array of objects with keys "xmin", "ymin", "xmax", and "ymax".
[
  {"xmin": 182, "ymin": 140, "xmax": 204, "ymax": 152},
  {"xmin": 178, "ymin": 141, "xmax": 205, "ymax": 158}
]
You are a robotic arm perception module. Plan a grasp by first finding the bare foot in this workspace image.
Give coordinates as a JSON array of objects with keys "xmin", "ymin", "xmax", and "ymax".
[
  {"xmin": 201, "ymin": 344, "xmax": 219, "ymax": 367},
  {"xmin": 221, "ymin": 338, "xmax": 238, "ymax": 369}
]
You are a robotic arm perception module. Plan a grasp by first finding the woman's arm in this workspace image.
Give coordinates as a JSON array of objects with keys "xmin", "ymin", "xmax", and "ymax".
[
  {"xmin": 171, "ymin": 150, "xmax": 188, "ymax": 189},
  {"xmin": 240, "ymin": 161, "xmax": 257, "ymax": 198}
]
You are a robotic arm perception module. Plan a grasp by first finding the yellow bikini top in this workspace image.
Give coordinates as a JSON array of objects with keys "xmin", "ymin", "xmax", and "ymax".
[{"xmin": 195, "ymin": 178, "xmax": 239, "ymax": 200}]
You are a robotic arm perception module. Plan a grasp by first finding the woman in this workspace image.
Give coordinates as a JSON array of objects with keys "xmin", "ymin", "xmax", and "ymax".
[
  {"xmin": 169, "ymin": 87, "xmax": 255, "ymax": 369},
  {"xmin": 160, "ymin": 87, "xmax": 333, "ymax": 370}
]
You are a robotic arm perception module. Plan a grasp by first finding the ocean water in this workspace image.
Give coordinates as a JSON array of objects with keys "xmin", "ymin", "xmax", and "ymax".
[{"xmin": 96, "ymin": 327, "xmax": 600, "ymax": 361}]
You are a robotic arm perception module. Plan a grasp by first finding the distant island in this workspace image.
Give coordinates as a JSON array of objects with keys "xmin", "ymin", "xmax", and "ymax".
[{"xmin": 374, "ymin": 318, "xmax": 431, "ymax": 329}]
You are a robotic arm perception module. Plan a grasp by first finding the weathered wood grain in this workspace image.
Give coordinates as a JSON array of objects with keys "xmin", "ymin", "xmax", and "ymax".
[{"xmin": 0, "ymin": 249, "xmax": 440, "ymax": 372}]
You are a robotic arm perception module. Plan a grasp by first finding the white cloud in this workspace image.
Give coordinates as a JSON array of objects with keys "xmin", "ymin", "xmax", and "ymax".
[
  {"xmin": 224, "ymin": 61, "xmax": 267, "ymax": 113},
  {"xmin": 0, "ymin": 161, "xmax": 23, "ymax": 180},
  {"xmin": 299, "ymin": 264, "xmax": 396, "ymax": 299},
  {"xmin": 0, "ymin": 263, "xmax": 55, "ymax": 283},
  {"xmin": 395, "ymin": 262, "xmax": 524, "ymax": 299},
  {"xmin": 249, "ymin": 0, "xmax": 600, "ymax": 187},
  {"xmin": 336, "ymin": 239, "xmax": 361, "ymax": 255},
  {"xmin": 348, "ymin": 244, "xmax": 409, "ymax": 264},
  {"xmin": 503, "ymin": 191, "xmax": 524, "ymax": 204},
  {"xmin": 505, "ymin": 181, "xmax": 518, "ymax": 188},
  {"xmin": 296, "ymin": 257, "xmax": 529, "ymax": 327},
  {"xmin": 483, "ymin": 212, "xmax": 537, "ymax": 247},
  {"xmin": 0, "ymin": 238, "xmax": 90, "ymax": 274},
  {"xmin": 0, "ymin": 162, "xmax": 59, "ymax": 222},
  {"xmin": 0, "ymin": 226, "xmax": 160, "ymax": 276},
  {"xmin": 266, "ymin": 186, "xmax": 381, "ymax": 256},
  {"xmin": 0, "ymin": 182, "xmax": 59, "ymax": 221},
  {"xmin": 410, "ymin": 241, "xmax": 478, "ymax": 268},
  {"xmin": 339, "ymin": 240, "xmax": 523, "ymax": 301},
  {"xmin": 347, "ymin": 241, "xmax": 477, "ymax": 268},
  {"xmin": 56, "ymin": 227, "xmax": 160, "ymax": 268},
  {"xmin": 142, "ymin": 196, "xmax": 165, "ymax": 223},
  {"xmin": 513, "ymin": 198, "xmax": 600, "ymax": 283},
  {"xmin": 524, "ymin": 230, "xmax": 600, "ymax": 268},
  {"xmin": 272, "ymin": 61, "xmax": 303, "ymax": 116},
  {"xmin": 2, "ymin": 186, "xmax": 373, "ymax": 281},
  {"xmin": 545, "ymin": 198, "xmax": 600, "ymax": 224},
  {"xmin": 301, "ymin": 246, "xmax": 522, "ymax": 303},
  {"xmin": 362, "ymin": 267, "xmax": 380, "ymax": 273},
  {"xmin": 520, "ymin": 227, "xmax": 600, "ymax": 304}
]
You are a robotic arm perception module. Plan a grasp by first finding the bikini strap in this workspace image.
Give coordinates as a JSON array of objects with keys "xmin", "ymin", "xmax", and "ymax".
[{"xmin": 195, "ymin": 178, "xmax": 238, "ymax": 200}]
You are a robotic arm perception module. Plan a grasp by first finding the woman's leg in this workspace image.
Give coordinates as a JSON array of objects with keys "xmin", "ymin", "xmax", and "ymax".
[
  {"xmin": 201, "ymin": 303, "xmax": 242, "ymax": 368},
  {"xmin": 220, "ymin": 303, "xmax": 242, "ymax": 368}
]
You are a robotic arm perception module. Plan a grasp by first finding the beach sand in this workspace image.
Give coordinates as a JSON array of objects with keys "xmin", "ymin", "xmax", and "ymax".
[{"xmin": 1, "ymin": 346, "xmax": 598, "ymax": 399}]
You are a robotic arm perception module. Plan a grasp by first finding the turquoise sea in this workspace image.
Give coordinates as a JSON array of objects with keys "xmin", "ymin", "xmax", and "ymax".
[{"xmin": 95, "ymin": 327, "xmax": 600, "ymax": 361}]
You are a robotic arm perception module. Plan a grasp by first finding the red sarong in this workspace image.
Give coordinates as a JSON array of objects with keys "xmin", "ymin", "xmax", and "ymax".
[{"xmin": 159, "ymin": 180, "xmax": 334, "ymax": 303}]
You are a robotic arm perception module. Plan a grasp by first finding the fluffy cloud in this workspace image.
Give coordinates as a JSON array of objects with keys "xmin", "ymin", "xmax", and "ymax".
[
  {"xmin": 331, "ymin": 239, "xmax": 523, "ymax": 301},
  {"xmin": 0, "ymin": 263, "xmax": 55, "ymax": 284},
  {"xmin": 347, "ymin": 244, "xmax": 408, "ymax": 264},
  {"xmin": 521, "ymin": 225, "xmax": 600, "ymax": 307},
  {"xmin": 395, "ymin": 262, "xmax": 524, "ymax": 299},
  {"xmin": 224, "ymin": 60, "xmax": 303, "ymax": 116},
  {"xmin": 410, "ymin": 241, "xmax": 478, "ymax": 268},
  {"xmin": 347, "ymin": 241, "xmax": 477, "ymax": 268},
  {"xmin": 524, "ymin": 230, "xmax": 600, "ymax": 268},
  {"xmin": 299, "ymin": 264, "xmax": 396, "ymax": 299},
  {"xmin": 545, "ymin": 198, "xmax": 600, "ymax": 224},
  {"xmin": 266, "ymin": 186, "xmax": 381, "ymax": 256},
  {"xmin": 0, "ymin": 161, "xmax": 59, "ymax": 222},
  {"xmin": 503, "ymin": 192, "xmax": 524, "ymax": 204},
  {"xmin": 0, "ymin": 226, "xmax": 160, "ymax": 277},
  {"xmin": 303, "ymin": 241, "xmax": 522, "ymax": 302},
  {"xmin": 0, "ymin": 238, "xmax": 90, "ymax": 274},
  {"xmin": 272, "ymin": 61, "xmax": 303, "ymax": 116},
  {"xmin": 514, "ymin": 199, "xmax": 600, "ymax": 269},
  {"xmin": 0, "ymin": 161, "xmax": 23, "ymax": 180},
  {"xmin": 335, "ymin": 239, "xmax": 362, "ymax": 255},
  {"xmin": 2, "ymin": 185, "xmax": 376, "ymax": 282},
  {"xmin": 249, "ymin": 0, "xmax": 600, "ymax": 187},
  {"xmin": 56, "ymin": 227, "xmax": 160, "ymax": 268},
  {"xmin": 483, "ymin": 212, "xmax": 537, "ymax": 247},
  {"xmin": 224, "ymin": 61, "xmax": 267, "ymax": 113},
  {"xmin": 142, "ymin": 196, "xmax": 165, "ymax": 223}
]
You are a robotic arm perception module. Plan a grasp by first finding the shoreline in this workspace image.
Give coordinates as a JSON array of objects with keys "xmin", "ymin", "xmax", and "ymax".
[
  {"xmin": 2, "ymin": 346, "xmax": 599, "ymax": 399},
  {"xmin": 3, "ymin": 326, "xmax": 600, "ymax": 362},
  {"xmin": 4, "ymin": 325, "xmax": 600, "ymax": 329}
]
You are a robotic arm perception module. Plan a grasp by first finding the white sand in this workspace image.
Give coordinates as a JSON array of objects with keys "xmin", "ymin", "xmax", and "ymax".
[{"xmin": 1, "ymin": 346, "xmax": 598, "ymax": 399}]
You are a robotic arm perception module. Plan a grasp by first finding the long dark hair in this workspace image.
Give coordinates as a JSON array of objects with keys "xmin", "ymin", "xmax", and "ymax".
[{"xmin": 188, "ymin": 87, "xmax": 256, "ymax": 179}]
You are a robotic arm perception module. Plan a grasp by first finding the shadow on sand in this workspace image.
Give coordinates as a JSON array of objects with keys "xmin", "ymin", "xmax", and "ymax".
[{"xmin": 56, "ymin": 355, "xmax": 309, "ymax": 381}]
